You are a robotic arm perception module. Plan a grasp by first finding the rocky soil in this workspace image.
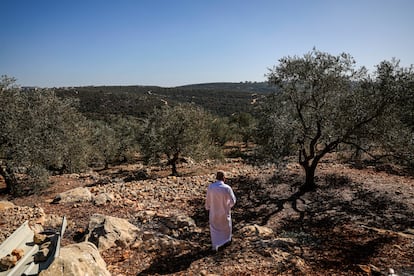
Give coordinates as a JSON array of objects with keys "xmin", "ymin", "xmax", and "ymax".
[{"xmin": 1, "ymin": 157, "xmax": 414, "ymax": 275}]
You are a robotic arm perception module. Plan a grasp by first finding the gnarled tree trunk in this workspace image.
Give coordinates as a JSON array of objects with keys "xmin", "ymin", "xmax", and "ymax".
[
  {"xmin": 168, "ymin": 152, "xmax": 180, "ymax": 176},
  {"xmin": 0, "ymin": 165, "xmax": 18, "ymax": 195},
  {"xmin": 301, "ymin": 162, "xmax": 317, "ymax": 192}
]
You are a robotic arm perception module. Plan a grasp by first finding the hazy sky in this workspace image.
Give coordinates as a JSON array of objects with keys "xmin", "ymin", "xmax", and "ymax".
[{"xmin": 1, "ymin": 0, "xmax": 413, "ymax": 87}]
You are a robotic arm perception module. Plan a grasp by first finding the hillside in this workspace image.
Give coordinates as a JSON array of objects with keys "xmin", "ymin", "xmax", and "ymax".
[
  {"xmin": 54, "ymin": 82, "xmax": 271, "ymax": 118},
  {"xmin": 1, "ymin": 157, "xmax": 413, "ymax": 275},
  {"xmin": 176, "ymin": 81, "xmax": 275, "ymax": 94}
]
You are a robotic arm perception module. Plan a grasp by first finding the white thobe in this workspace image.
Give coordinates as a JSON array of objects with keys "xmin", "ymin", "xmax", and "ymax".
[{"xmin": 205, "ymin": 180, "xmax": 236, "ymax": 250}]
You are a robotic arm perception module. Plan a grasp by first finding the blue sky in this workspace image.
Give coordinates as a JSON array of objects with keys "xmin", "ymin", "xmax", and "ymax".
[{"xmin": 1, "ymin": 0, "xmax": 413, "ymax": 87}]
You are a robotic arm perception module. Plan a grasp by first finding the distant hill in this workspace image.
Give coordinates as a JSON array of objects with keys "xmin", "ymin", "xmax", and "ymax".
[
  {"xmin": 55, "ymin": 82, "xmax": 274, "ymax": 119},
  {"xmin": 176, "ymin": 82, "xmax": 275, "ymax": 94}
]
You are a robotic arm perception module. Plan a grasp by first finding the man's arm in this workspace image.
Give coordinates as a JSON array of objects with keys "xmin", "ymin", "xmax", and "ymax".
[
  {"xmin": 228, "ymin": 187, "xmax": 236, "ymax": 207},
  {"xmin": 205, "ymin": 188, "xmax": 211, "ymax": 210}
]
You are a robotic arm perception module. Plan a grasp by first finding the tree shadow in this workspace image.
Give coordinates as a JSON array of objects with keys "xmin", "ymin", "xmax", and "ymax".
[
  {"xmin": 322, "ymin": 234, "xmax": 396, "ymax": 269},
  {"xmin": 135, "ymin": 175, "xmax": 283, "ymax": 275},
  {"xmin": 186, "ymin": 179, "xmax": 306, "ymax": 235},
  {"xmin": 276, "ymin": 174, "xmax": 414, "ymax": 272},
  {"xmin": 229, "ymin": 172, "xmax": 413, "ymax": 272},
  {"xmin": 135, "ymin": 197, "xmax": 212, "ymax": 275},
  {"xmin": 187, "ymin": 197, "xmax": 209, "ymax": 229},
  {"xmin": 136, "ymin": 171, "xmax": 413, "ymax": 274},
  {"xmin": 305, "ymin": 178, "xmax": 414, "ymax": 231},
  {"xmin": 229, "ymin": 174, "xmax": 307, "ymax": 227},
  {"xmin": 137, "ymin": 248, "xmax": 213, "ymax": 275}
]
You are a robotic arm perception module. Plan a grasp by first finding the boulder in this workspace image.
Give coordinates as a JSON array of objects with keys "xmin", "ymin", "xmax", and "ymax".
[
  {"xmin": 238, "ymin": 224, "xmax": 274, "ymax": 239},
  {"xmin": 0, "ymin": 254, "xmax": 17, "ymax": 271},
  {"xmin": 159, "ymin": 214, "xmax": 196, "ymax": 230},
  {"xmin": 34, "ymin": 241, "xmax": 52, "ymax": 262},
  {"xmin": 44, "ymin": 214, "xmax": 65, "ymax": 229},
  {"xmin": 132, "ymin": 231, "xmax": 195, "ymax": 254},
  {"xmin": 152, "ymin": 234, "xmax": 194, "ymax": 252},
  {"xmin": 53, "ymin": 187, "xmax": 92, "ymax": 204},
  {"xmin": 0, "ymin": 201, "xmax": 15, "ymax": 211},
  {"xmin": 93, "ymin": 192, "xmax": 114, "ymax": 206},
  {"xmin": 85, "ymin": 214, "xmax": 140, "ymax": 251},
  {"xmin": 39, "ymin": 242, "xmax": 110, "ymax": 276}
]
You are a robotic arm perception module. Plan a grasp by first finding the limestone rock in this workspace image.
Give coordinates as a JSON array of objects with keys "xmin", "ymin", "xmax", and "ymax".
[
  {"xmin": 238, "ymin": 224, "xmax": 274, "ymax": 239},
  {"xmin": 53, "ymin": 187, "xmax": 92, "ymax": 204},
  {"xmin": 0, "ymin": 201, "xmax": 15, "ymax": 211},
  {"xmin": 93, "ymin": 192, "xmax": 114, "ymax": 206},
  {"xmin": 44, "ymin": 214, "xmax": 64, "ymax": 229},
  {"xmin": 85, "ymin": 214, "xmax": 140, "ymax": 251},
  {"xmin": 34, "ymin": 241, "xmax": 52, "ymax": 262},
  {"xmin": 34, "ymin": 233, "xmax": 48, "ymax": 244},
  {"xmin": 159, "ymin": 214, "xmax": 196, "ymax": 230},
  {"xmin": 140, "ymin": 231, "xmax": 195, "ymax": 254},
  {"xmin": 0, "ymin": 254, "xmax": 17, "ymax": 271},
  {"xmin": 39, "ymin": 242, "xmax": 110, "ymax": 276},
  {"xmin": 11, "ymin": 248, "xmax": 24, "ymax": 261}
]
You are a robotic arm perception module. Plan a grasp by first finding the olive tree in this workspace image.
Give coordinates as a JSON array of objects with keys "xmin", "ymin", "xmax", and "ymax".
[
  {"xmin": 367, "ymin": 60, "xmax": 414, "ymax": 168},
  {"xmin": 89, "ymin": 120, "xmax": 121, "ymax": 169},
  {"xmin": 89, "ymin": 115, "xmax": 142, "ymax": 168},
  {"xmin": 0, "ymin": 76, "xmax": 91, "ymax": 195},
  {"xmin": 256, "ymin": 49, "xmax": 413, "ymax": 192},
  {"xmin": 140, "ymin": 104, "xmax": 217, "ymax": 176},
  {"xmin": 107, "ymin": 115, "xmax": 142, "ymax": 163},
  {"xmin": 229, "ymin": 112, "xmax": 257, "ymax": 149},
  {"xmin": 209, "ymin": 116, "xmax": 233, "ymax": 147}
]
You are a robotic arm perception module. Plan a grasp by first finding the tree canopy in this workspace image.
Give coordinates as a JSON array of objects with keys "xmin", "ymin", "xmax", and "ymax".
[
  {"xmin": 140, "ymin": 104, "xmax": 219, "ymax": 176},
  {"xmin": 256, "ymin": 49, "xmax": 414, "ymax": 191},
  {"xmin": 0, "ymin": 76, "xmax": 91, "ymax": 195}
]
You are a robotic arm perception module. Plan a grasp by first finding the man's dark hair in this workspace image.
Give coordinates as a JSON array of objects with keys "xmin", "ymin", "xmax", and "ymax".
[{"xmin": 216, "ymin": 171, "xmax": 225, "ymax": 181}]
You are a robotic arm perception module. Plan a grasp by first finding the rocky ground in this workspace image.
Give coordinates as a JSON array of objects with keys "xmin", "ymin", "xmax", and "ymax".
[{"xmin": 1, "ymin": 157, "xmax": 414, "ymax": 275}]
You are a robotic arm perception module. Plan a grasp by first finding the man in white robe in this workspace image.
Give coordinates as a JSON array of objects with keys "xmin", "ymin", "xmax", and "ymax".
[{"xmin": 205, "ymin": 171, "xmax": 236, "ymax": 251}]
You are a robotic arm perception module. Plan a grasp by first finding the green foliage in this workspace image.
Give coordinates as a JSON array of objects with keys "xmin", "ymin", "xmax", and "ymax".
[
  {"xmin": 107, "ymin": 115, "xmax": 142, "ymax": 162},
  {"xmin": 229, "ymin": 112, "xmax": 257, "ymax": 146},
  {"xmin": 257, "ymin": 50, "xmax": 365, "ymax": 161},
  {"xmin": 89, "ymin": 116, "xmax": 142, "ymax": 168},
  {"xmin": 177, "ymin": 81, "xmax": 274, "ymax": 93},
  {"xmin": 55, "ymin": 84, "xmax": 260, "ymax": 118},
  {"xmin": 0, "ymin": 76, "xmax": 91, "ymax": 195},
  {"xmin": 255, "ymin": 95, "xmax": 299, "ymax": 161},
  {"xmin": 367, "ymin": 60, "xmax": 414, "ymax": 167},
  {"xmin": 140, "ymin": 104, "xmax": 219, "ymax": 175},
  {"xmin": 256, "ymin": 49, "xmax": 414, "ymax": 189},
  {"xmin": 209, "ymin": 116, "xmax": 233, "ymax": 147},
  {"xmin": 89, "ymin": 120, "xmax": 121, "ymax": 168}
]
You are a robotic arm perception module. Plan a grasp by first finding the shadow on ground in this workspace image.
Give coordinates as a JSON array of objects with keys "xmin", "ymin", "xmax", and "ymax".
[
  {"xmin": 136, "ymin": 172, "xmax": 414, "ymax": 274},
  {"xmin": 137, "ymin": 248, "xmax": 213, "ymax": 275}
]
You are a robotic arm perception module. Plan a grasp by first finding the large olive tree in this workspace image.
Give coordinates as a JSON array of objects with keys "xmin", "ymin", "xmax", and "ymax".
[
  {"xmin": 0, "ymin": 76, "xmax": 91, "ymax": 195},
  {"xmin": 140, "ymin": 103, "xmax": 217, "ymax": 176},
  {"xmin": 256, "ymin": 50, "xmax": 413, "ymax": 192}
]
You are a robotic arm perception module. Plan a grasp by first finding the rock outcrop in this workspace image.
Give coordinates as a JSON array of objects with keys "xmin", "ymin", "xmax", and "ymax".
[
  {"xmin": 85, "ymin": 214, "xmax": 140, "ymax": 251},
  {"xmin": 52, "ymin": 187, "xmax": 92, "ymax": 204},
  {"xmin": 0, "ymin": 201, "xmax": 15, "ymax": 211},
  {"xmin": 39, "ymin": 242, "xmax": 110, "ymax": 276},
  {"xmin": 93, "ymin": 192, "xmax": 114, "ymax": 206},
  {"xmin": 239, "ymin": 224, "xmax": 274, "ymax": 239}
]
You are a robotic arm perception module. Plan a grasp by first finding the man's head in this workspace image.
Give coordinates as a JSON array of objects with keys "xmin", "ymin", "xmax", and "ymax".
[{"xmin": 216, "ymin": 171, "xmax": 225, "ymax": 181}]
